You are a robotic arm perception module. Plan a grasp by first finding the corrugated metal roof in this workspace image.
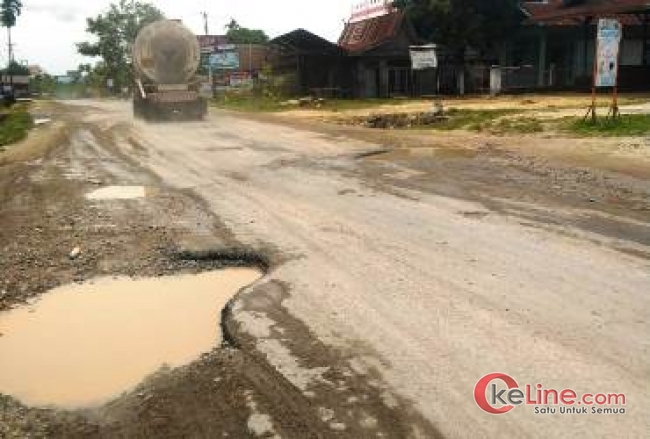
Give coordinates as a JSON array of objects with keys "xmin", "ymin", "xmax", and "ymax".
[
  {"xmin": 270, "ymin": 29, "xmax": 341, "ymax": 54},
  {"xmin": 338, "ymin": 11, "xmax": 404, "ymax": 53},
  {"xmin": 523, "ymin": 0, "xmax": 649, "ymax": 24}
]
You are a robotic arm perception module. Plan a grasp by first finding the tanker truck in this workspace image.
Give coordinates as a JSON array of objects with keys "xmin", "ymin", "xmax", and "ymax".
[{"xmin": 133, "ymin": 20, "xmax": 207, "ymax": 121}]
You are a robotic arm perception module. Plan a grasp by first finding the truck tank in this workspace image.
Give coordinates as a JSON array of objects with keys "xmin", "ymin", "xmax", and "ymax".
[{"xmin": 133, "ymin": 20, "xmax": 207, "ymax": 121}]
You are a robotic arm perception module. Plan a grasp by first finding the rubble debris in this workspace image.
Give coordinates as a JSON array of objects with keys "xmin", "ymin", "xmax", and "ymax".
[
  {"xmin": 345, "ymin": 112, "xmax": 448, "ymax": 129},
  {"xmin": 280, "ymin": 96, "xmax": 327, "ymax": 108},
  {"xmin": 34, "ymin": 118, "xmax": 52, "ymax": 126},
  {"xmin": 69, "ymin": 247, "xmax": 82, "ymax": 260}
]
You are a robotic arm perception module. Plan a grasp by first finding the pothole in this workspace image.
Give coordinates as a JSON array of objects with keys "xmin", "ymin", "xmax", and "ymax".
[
  {"xmin": 367, "ymin": 147, "xmax": 478, "ymax": 161},
  {"xmin": 86, "ymin": 186, "xmax": 148, "ymax": 200},
  {"xmin": 0, "ymin": 268, "xmax": 262, "ymax": 408}
]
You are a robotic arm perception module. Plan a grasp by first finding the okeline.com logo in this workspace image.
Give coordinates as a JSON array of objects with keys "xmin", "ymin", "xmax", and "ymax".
[{"xmin": 474, "ymin": 373, "xmax": 626, "ymax": 416}]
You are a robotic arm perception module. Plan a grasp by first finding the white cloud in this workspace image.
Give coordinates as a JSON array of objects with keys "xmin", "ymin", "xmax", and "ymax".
[{"xmin": 2, "ymin": 0, "xmax": 352, "ymax": 74}]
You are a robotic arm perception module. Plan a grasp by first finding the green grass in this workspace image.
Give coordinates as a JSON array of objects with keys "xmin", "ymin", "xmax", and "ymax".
[
  {"xmin": 489, "ymin": 117, "xmax": 544, "ymax": 134},
  {"xmin": 0, "ymin": 106, "xmax": 33, "ymax": 148},
  {"xmin": 428, "ymin": 109, "xmax": 544, "ymax": 134},
  {"xmin": 211, "ymin": 94, "xmax": 286, "ymax": 112},
  {"xmin": 566, "ymin": 114, "xmax": 650, "ymax": 137}
]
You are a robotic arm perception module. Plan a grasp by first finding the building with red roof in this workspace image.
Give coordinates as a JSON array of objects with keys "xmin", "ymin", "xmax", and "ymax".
[
  {"xmin": 266, "ymin": 1, "xmax": 649, "ymax": 97},
  {"xmin": 337, "ymin": 2, "xmax": 437, "ymax": 98}
]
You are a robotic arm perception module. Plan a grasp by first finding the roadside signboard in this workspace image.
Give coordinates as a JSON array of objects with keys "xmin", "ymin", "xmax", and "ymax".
[
  {"xmin": 229, "ymin": 72, "xmax": 253, "ymax": 88},
  {"xmin": 350, "ymin": 0, "xmax": 393, "ymax": 23},
  {"xmin": 594, "ymin": 19, "xmax": 622, "ymax": 88},
  {"xmin": 57, "ymin": 76, "xmax": 73, "ymax": 85},
  {"xmin": 208, "ymin": 48, "xmax": 240, "ymax": 70},
  {"xmin": 410, "ymin": 45, "xmax": 438, "ymax": 70},
  {"xmin": 198, "ymin": 35, "xmax": 223, "ymax": 54}
]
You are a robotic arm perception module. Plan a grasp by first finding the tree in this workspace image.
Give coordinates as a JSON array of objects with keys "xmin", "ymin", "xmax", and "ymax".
[
  {"xmin": 0, "ymin": 60, "xmax": 28, "ymax": 75},
  {"xmin": 394, "ymin": 0, "xmax": 522, "ymax": 62},
  {"xmin": 225, "ymin": 19, "xmax": 269, "ymax": 44},
  {"xmin": 85, "ymin": 62, "xmax": 110, "ymax": 92},
  {"xmin": 77, "ymin": 0, "xmax": 164, "ymax": 92},
  {"xmin": 0, "ymin": 0, "xmax": 22, "ymax": 65},
  {"xmin": 394, "ymin": 0, "xmax": 523, "ymax": 93},
  {"xmin": 30, "ymin": 73, "xmax": 56, "ymax": 95}
]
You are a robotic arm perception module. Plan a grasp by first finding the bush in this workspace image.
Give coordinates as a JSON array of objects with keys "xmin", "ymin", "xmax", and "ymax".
[{"xmin": 0, "ymin": 108, "xmax": 34, "ymax": 147}]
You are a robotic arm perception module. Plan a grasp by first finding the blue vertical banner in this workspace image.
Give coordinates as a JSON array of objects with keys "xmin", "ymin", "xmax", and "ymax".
[{"xmin": 595, "ymin": 19, "xmax": 622, "ymax": 88}]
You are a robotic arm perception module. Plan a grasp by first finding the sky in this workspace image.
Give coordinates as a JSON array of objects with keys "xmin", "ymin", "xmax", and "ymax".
[{"xmin": 3, "ymin": 0, "xmax": 353, "ymax": 75}]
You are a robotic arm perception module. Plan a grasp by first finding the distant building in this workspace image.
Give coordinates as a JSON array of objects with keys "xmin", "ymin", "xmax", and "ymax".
[
  {"xmin": 517, "ymin": 0, "xmax": 650, "ymax": 91},
  {"xmin": 267, "ymin": 1, "xmax": 437, "ymax": 98},
  {"xmin": 198, "ymin": 35, "xmax": 269, "ymax": 89},
  {"xmin": 339, "ymin": 4, "xmax": 437, "ymax": 98},
  {"xmin": 268, "ymin": 29, "xmax": 346, "ymax": 96},
  {"xmin": 28, "ymin": 65, "xmax": 45, "ymax": 78},
  {"xmin": 0, "ymin": 75, "xmax": 30, "ymax": 97},
  {"xmin": 267, "ymin": 0, "xmax": 650, "ymax": 97}
]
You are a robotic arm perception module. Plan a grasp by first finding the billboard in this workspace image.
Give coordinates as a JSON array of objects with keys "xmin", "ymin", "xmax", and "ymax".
[
  {"xmin": 198, "ymin": 35, "xmax": 227, "ymax": 54},
  {"xmin": 229, "ymin": 72, "xmax": 253, "ymax": 88},
  {"xmin": 208, "ymin": 49, "xmax": 240, "ymax": 70},
  {"xmin": 350, "ymin": 0, "xmax": 393, "ymax": 23},
  {"xmin": 594, "ymin": 19, "xmax": 622, "ymax": 88},
  {"xmin": 56, "ymin": 76, "xmax": 74, "ymax": 85}
]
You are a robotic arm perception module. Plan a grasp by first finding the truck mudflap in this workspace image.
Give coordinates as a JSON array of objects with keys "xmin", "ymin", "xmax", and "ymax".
[{"xmin": 133, "ymin": 91, "xmax": 207, "ymax": 122}]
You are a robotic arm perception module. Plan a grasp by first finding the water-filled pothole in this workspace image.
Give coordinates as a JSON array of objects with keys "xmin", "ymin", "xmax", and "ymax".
[
  {"xmin": 367, "ymin": 147, "xmax": 478, "ymax": 161},
  {"xmin": 86, "ymin": 186, "xmax": 148, "ymax": 200},
  {"xmin": 0, "ymin": 268, "xmax": 261, "ymax": 408}
]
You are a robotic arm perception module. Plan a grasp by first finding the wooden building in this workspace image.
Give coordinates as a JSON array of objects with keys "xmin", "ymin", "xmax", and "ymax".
[
  {"xmin": 267, "ymin": 29, "xmax": 347, "ymax": 97},
  {"xmin": 513, "ymin": 0, "xmax": 650, "ymax": 91},
  {"xmin": 338, "ymin": 8, "xmax": 436, "ymax": 98}
]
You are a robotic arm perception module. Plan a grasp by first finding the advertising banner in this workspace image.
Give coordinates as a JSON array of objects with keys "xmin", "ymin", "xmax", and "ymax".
[
  {"xmin": 56, "ymin": 76, "xmax": 74, "ymax": 85},
  {"xmin": 350, "ymin": 0, "xmax": 393, "ymax": 23},
  {"xmin": 209, "ymin": 49, "xmax": 240, "ymax": 70},
  {"xmin": 229, "ymin": 72, "xmax": 253, "ymax": 88},
  {"xmin": 594, "ymin": 19, "xmax": 622, "ymax": 88}
]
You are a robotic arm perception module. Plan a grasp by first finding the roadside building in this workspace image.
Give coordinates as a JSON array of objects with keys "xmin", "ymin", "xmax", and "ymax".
[
  {"xmin": 265, "ymin": 0, "xmax": 649, "ymax": 98},
  {"xmin": 198, "ymin": 35, "xmax": 269, "ymax": 90},
  {"xmin": 507, "ymin": 0, "xmax": 650, "ymax": 91},
  {"xmin": 27, "ymin": 65, "xmax": 45, "ymax": 78},
  {"xmin": 221, "ymin": 44, "xmax": 267, "ymax": 88},
  {"xmin": 338, "ymin": 1, "xmax": 436, "ymax": 98},
  {"xmin": 0, "ymin": 76, "xmax": 30, "ymax": 97},
  {"xmin": 266, "ymin": 1, "xmax": 438, "ymax": 99},
  {"xmin": 267, "ymin": 29, "xmax": 347, "ymax": 97}
]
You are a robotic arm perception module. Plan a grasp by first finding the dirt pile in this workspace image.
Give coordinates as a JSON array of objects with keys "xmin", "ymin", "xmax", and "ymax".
[{"xmin": 341, "ymin": 112, "xmax": 447, "ymax": 129}]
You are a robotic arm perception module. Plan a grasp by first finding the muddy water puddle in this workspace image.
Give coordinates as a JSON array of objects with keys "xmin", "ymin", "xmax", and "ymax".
[
  {"xmin": 86, "ymin": 185, "xmax": 148, "ymax": 200},
  {"xmin": 368, "ymin": 147, "xmax": 478, "ymax": 161},
  {"xmin": 0, "ymin": 268, "xmax": 261, "ymax": 408}
]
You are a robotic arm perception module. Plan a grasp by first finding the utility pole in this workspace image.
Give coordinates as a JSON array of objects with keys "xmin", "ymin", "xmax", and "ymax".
[
  {"xmin": 201, "ymin": 11, "xmax": 216, "ymax": 98},
  {"xmin": 201, "ymin": 11, "xmax": 209, "ymax": 35},
  {"xmin": 7, "ymin": 37, "xmax": 15, "ymax": 90},
  {"xmin": 7, "ymin": 38, "xmax": 13, "ymax": 63}
]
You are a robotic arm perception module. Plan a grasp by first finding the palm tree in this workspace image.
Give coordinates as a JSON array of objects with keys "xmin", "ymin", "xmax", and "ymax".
[
  {"xmin": 1, "ymin": 0, "xmax": 22, "ymax": 64},
  {"xmin": 1, "ymin": 0, "xmax": 22, "ymax": 89}
]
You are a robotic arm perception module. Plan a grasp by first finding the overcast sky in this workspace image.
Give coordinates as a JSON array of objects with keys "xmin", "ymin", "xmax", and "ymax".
[{"xmin": 4, "ymin": 0, "xmax": 353, "ymax": 75}]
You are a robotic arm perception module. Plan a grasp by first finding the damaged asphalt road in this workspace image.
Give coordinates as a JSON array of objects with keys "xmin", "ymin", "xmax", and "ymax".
[{"xmin": 1, "ymin": 100, "xmax": 649, "ymax": 438}]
